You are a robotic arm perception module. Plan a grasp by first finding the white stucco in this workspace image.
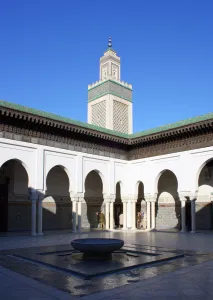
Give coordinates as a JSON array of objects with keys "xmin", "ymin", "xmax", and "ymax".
[{"xmin": 1, "ymin": 137, "xmax": 213, "ymax": 233}]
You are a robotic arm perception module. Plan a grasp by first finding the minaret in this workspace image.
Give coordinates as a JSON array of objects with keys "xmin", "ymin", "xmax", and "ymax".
[{"xmin": 88, "ymin": 38, "xmax": 133, "ymax": 134}]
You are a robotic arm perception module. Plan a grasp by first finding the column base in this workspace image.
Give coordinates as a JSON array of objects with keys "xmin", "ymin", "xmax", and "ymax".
[
  {"xmin": 190, "ymin": 230, "xmax": 196, "ymax": 234},
  {"xmin": 150, "ymin": 228, "xmax": 156, "ymax": 232},
  {"xmin": 31, "ymin": 232, "xmax": 37, "ymax": 236},
  {"xmin": 180, "ymin": 229, "xmax": 186, "ymax": 233},
  {"xmin": 72, "ymin": 230, "xmax": 77, "ymax": 233},
  {"xmin": 37, "ymin": 232, "xmax": 44, "ymax": 236}
]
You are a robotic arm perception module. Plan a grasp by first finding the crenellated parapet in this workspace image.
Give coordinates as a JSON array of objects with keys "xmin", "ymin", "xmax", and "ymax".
[{"xmin": 88, "ymin": 78, "xmax": 132, "ymax": 90}]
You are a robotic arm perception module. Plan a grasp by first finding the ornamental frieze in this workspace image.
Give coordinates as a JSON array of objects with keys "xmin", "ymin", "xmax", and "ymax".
[
  {"xmin": 1, "ymin": 124, "xmax": 128, "ymax": 160},
  {"xmin": 1, "ymin": 113, "xmax": 213, "ymax": 160}
]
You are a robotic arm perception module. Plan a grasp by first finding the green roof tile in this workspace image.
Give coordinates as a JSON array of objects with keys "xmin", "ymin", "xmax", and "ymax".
[
  {"xmin": 1, "ymin": 100, "xmax": 213, "ymax": 140},
  {"xmin": 0, "ymin": 100, "xmax": 129, "ymax": 138},
  {"xmin": 130, "ymin": 112, "xmax": 213, "ymax": 138}
]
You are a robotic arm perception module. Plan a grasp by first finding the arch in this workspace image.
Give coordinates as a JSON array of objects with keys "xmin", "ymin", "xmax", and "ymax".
[
  {"xmin": 84, "ymin": 170, "xmax": 104, "ymax": 228},
  {"xmin": 114, "ymin": 181, "xmax": 123, "ymax": 228},
  {"xmin": 0, "ymin": 158, "xmax": 30, "ymax": 186},
  {"xmin": 155, "ymin": 169, "xmax": 179, "ymax": 194},
  {"xmin": 43, "ymin": 165, "xmax": 72, "ymax": 230},
  {"xmin": 135, "ymin": 181, "xmax": 145, "ymax": 229},
  {"xmin": 196, "ymin": 158, "xmax": 213, "ymax": 229},
  {"xmin": 115, "ymin": 181, "xmax": 123, "ymax": 198},
  {"xmin": 135, "ymin": 180, "xmax": 145, "ymax": 199},
  {"xmin": 195, "ymin": 157, "xmax": 213, "ymax": 190},
  {"xmin": 45, "ymin": 164, "xmax": 71, "ymax": 192},
  {"xmin": 155, "ymin": 169, "xmax": 180, "ymax": 231},
  {"xmin": 0, "ymin": 159, "xmax": 29, "ymax": 232},
  {"xmin": 83, "ymin": 169, "xmax": 105, "ymax": 193}
]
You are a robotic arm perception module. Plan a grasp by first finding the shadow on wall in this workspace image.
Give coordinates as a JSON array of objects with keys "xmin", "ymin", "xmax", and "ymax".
[
  {"xmin": 155, "ymin": 170, "xmax": 181, "ymax": 231},
  {"xmin": 0, "ymin": 161, "xmax": 73, "ymax": 233},
  {"xmin": 1, "ymin": 159, "xmax": 213, "ymax": 233},
  {"xmin": 43, "ymin": 166, "xmax": 72, "ymax": 230},
  {"xmin": 84, "ymin": 170, "xmax": 104, "ymax": 229},
  {"xmin": 154, "ymin": 162, "xmax": 213, "ymax": 231},
  {"xmin": 196, "ymin": 160, "xmax": 213, "ymax": 230}
]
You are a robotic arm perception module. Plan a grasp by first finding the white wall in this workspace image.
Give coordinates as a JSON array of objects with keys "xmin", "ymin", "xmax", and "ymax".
[
  {"xmin": 130, "ymin": 146, "xmax": 213, "ymax": 198},
  {"xmin": 2, "ymin": 138, "xmax": 213, "ymax": 199},
  {"xmin": 0, "ymin": 138, "xmax": 128, "ymax": 198},
  {"xmin": 1, "ymin": 138, "xmax": 213, "ymax": 230}
]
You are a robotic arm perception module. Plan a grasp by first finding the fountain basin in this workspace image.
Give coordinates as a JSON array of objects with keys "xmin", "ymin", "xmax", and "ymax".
[{"xmin": 71, "ymin": 238, "xmax": 124, "ymax": 258}]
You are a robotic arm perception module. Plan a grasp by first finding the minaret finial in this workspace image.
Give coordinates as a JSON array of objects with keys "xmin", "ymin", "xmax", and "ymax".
[{"xmin": 108, "ymin": 37, "xmax": 112, "ymax": 48}]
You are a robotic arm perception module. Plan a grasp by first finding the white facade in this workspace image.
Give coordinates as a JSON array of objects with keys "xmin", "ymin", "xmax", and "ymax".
[{"xmin": 1, "ymin": 137, "xmax": 213, "ymax": 235}]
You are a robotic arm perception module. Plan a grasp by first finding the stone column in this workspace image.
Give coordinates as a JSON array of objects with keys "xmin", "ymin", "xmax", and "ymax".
[
  {"xmin": 131, "ymin": 201, "xmax": 136, "ymax": 230},
  {"xmin": 151, "ymin": 201, "xmax": 156, "ymax": 230},
  {"xmin": 77, "ymin": 200, "xmax": 82, "ymax": 232},
  {"xmin": 123, "ymin": 201, "xmax": 127, "ymax": 230},
  {"xmin": 37, "ymin": 191, "xmax": 45, "ymax": 236},
  {"xmin": 105, "ymin": 201, "xmax": 110, "ymax": 230},
  {"xmin": 110, "ymin": 201, "xmax": 114, "ymax": 230},
  {"xmin": 72, "ymin": 198, "xmax": 77, "ymax": 233},
  {"xmin": 191, "ymin": 198, "xmax": 196, "ymax": 233},
  {"xmin": 180, "ymin": 198, "xmax": 186, "ymax": 233},
  {"xmin": 146, "ymin": 201, "xmax": 151, "ymax": 230},
  {"xmin": 29, "ymin": 189, "xmax": 37, "ymax": 236}
]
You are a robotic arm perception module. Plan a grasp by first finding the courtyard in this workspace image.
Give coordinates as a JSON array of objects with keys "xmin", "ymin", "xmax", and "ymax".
[{"xmin": 1, "ymin": 230, "xmax": 213, "ymax": 299}]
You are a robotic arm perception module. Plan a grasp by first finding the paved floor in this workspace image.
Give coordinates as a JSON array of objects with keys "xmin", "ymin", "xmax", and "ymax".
[{"xmin": 1, "ymin": 230, "xmax": 213, "ymax": 299}]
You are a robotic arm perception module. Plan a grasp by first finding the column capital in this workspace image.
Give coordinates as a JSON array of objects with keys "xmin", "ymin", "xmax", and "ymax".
[
  {"xmin": 145, "ymin": 193, "xmax": 157, "ymax": 202},
  {"xmin": 103, "ymin": 193, "xmax": 115, "ymax": 203},
  {"xmin": 121, "ymin": 197, "xmax": 129, "ymax": 203},
  {"xmin": 189, "ymin": 190, "xmax": 198, "ymax": 201},
  {"xmin": 178, "ymin": 191, "xmax": 191, "ymax": 199},
  {"xmin": 71, "ymin": 193, "xmax": 84, "ymax": 202},
  {"xmin": 37, "ymin": 190, "xmax": 45, "ymax": 201},
  {"xmin": 28, "ymin": 188, "xmax": 38, "ymax": 202}
]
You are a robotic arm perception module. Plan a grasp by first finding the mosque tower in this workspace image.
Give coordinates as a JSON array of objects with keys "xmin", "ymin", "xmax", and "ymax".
[{"xmin": 87, "ymin": 38, "xmax": 133, "ymax": 134}]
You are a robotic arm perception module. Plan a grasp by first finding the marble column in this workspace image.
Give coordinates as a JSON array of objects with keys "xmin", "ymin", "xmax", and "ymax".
[
  {"xmin": 110, "ymin": 201, "xmax": 114, "ymax": 230},
  {"xmin": 191, "ymin": 199, "xmax": 196, "ymax": 233},
  {"xmin": 151, "ymin": 201, "xmax": 156, "ymax": 229},
  {"xmin": 30, "ymin": 190, "xmax": 37, "ymax": 236},
  {"xmin": 77, "ymin": 200, "xmax": 82, "ymax": 232},
  {"xmin": 132, "ymin": 201, "xmax": 136, "ymax": 230},
  {"xmin": 72, "ymin": 200, "xmax": 77, "ymax": 232},
  {"xmin": 180, "ymin": 198, "xmax": 186, "ymax": 233},
  {"xmin": 105, "ymin": 201, "xmax": 110, "ymax": 230},
  {"xmin": 146, "ymin": 201, "xmax": 151, "ymax": 230},
  {"xmin": 123, "ymin": 202, "xmax": 127, "ymax": 230}
]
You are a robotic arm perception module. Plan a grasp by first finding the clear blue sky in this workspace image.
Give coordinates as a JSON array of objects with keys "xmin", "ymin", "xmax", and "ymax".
[{"xmin": 0, "ymin": 0, "xmax": 213, "ymax": 133}]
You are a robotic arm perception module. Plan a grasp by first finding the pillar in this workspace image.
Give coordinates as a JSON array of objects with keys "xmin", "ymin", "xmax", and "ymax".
[
  {"xmin": 191, "ymin": 199, "xmax": 196, "ymax": 233},
  {"xmin": 180, "ymin": 198, "xmax": 186, "ymax": 233},
  {"xmin": 37, "ymin": 190, "xmax": 44, "ymax": 236},
  {"xmin": 110, "ymin": 201, "xmax": 114, "ymax": 230},
  {"xmin": 30, "ymin": 190, "xmax": 37, "ymax": 236},
  {"xmin": 123, "ymin": 201, "xmax": 127, "ymax": 230},
  {"xmin": 105, "ymin": 201, "xmax": 110, "ymax": 230},
  {"xmin": 77, "ymin": 200, "xmax": 82, "ymax": 232},
  {"xmin": 132, "ymin": 201, "xmax": 136, "ymax": 230},
  {"xmin": 151, "ymin": 201, "xmax": 156, "ymax": 229},
  {"xmin": 72, "ymin": 199, "xmax": 77, "ymax": 232},
  {"xmin": 147, "ymin": 201, "xmax": 151, "ymax": 230}
]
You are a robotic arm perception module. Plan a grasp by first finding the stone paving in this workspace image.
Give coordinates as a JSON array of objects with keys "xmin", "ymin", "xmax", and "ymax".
[{"xmin": 1, "ymin": 230, "xmax": 213, "ymax": 299}]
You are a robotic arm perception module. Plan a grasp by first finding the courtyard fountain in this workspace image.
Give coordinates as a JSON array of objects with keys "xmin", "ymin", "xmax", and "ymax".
[{"xmin": 71, "ymin": 238, "xmax": 124, "ymax": 260}]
